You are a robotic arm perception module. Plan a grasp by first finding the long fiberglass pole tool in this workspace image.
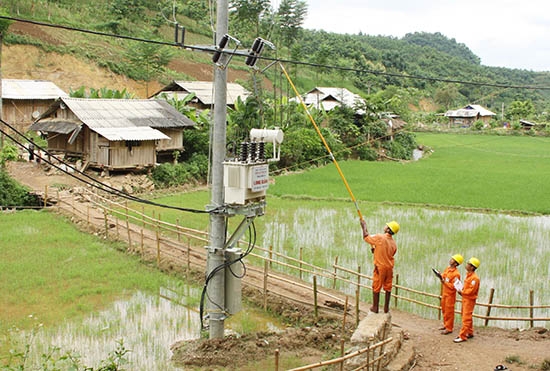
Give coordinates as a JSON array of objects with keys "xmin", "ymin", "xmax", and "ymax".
[{"xmin": 279, "ymin": 62, "xmax": 364, "ymax": 222}]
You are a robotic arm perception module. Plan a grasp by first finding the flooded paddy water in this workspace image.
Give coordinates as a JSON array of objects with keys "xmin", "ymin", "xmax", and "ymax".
[{"xmin": 261, "ymin": 203, "xmax": 550, "ymax": 329}]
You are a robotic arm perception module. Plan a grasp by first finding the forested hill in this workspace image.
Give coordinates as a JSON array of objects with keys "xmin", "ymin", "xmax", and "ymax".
[
  {"xmin": 402, "ymin": 32, "xmax": 480, "ymax": 65},
  {"xmin": 2, "ymin": 0, "xmax": 550, "ymax": 116}
]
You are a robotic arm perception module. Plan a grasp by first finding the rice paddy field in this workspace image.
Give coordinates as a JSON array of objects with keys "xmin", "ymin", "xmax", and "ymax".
[
  {"xmin": 2, "ymin": 132, "xmax": 549, "ymax": 368},
  {"xmin": 140, "ymin": 132, "xmax": 550, "ymax": 328}
]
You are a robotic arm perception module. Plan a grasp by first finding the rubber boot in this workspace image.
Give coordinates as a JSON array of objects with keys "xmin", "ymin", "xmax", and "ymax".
[
  {"xmin": 370, "ymin": 291, "xmax": 380, "ymax": 313},
  {"xmin": 384, "ymin": 291, "xmax": 392, "ymax": 313}
]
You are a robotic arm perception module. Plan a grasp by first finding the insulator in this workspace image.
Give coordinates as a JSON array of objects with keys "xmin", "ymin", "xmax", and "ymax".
[
  {"xmin": 258, "ymin": 142, "xmax": 266, "ymax": 162},
  {"xmin": 239, "ymin": 142, "xmax": 248, "ymax": 162},
  {"xmin": 249, "ymin": 142, "xmax": 257, "ymax": 162}
]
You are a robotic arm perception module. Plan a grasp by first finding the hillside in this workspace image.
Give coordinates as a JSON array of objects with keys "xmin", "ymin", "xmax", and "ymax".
[
  {"xmin": 3, "ymin": 22, "xmax": 252, "ymax": 98},
  {"xmin": 3, "ymin": 0, "xmax": 550, "ymax": 116}
]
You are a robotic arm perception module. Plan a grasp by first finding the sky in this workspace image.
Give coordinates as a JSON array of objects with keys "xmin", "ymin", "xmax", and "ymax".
[{"xmin": 274, "ymin": 0, "xmax": 550, "ymax": 72}]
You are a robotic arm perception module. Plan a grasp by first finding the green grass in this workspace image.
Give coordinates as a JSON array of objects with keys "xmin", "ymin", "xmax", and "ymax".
[
  {"xmin": 269, "ymin": 133, "xmax": 550, "ymax": 214},
  {"xmin": 0, "ymin": 210, "xmax": 175, "ymax": 334}
]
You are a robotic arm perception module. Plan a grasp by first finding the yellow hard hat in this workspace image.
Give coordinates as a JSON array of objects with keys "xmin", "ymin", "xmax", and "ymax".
[
  {"xmin": 452, "ymin": 254, "xmax": 464, "ymax": 265},
  {"xmin": 468, "ymin": 257, "xmax": 480, "ymax": 268},
  {"xmin": 386, "ymin": 221, "xmax": 400, "ymax": 234}
]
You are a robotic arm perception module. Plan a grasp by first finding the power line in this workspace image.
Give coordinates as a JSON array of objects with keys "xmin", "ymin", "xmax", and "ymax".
[
  {"xmin": 0, "ymin": 119, "xmax": 214, "ymax": 214},
  {"xmin": 3, "ymin": 15, "xmax": 550, "ymax": 91}
]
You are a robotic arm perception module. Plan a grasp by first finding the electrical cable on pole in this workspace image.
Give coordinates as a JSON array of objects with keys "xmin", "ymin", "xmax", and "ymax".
[{"xmin": 279, "ymin": 62, "xmax": 364, "ymax": 222}]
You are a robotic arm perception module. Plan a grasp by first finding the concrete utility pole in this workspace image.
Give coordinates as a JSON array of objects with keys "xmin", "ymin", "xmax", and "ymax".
[{"xmin": 206, "ymin": 0, "xmax": 229, "ymax": 339}]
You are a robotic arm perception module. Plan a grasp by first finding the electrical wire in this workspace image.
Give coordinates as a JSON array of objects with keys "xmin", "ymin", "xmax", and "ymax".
[
  {"xmin": 199, "ymin": 219, "xmax": 257, "ymax": 330},
  {"xmin": 0, "ymin": 118, "xmax": 215, "ymax": 214},
  {"xmin": 3, "ymin": 14, "xmax": 550, "ymax": 91}
]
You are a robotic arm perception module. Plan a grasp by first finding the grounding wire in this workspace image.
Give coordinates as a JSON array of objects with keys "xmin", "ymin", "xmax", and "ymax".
[
  {"xmin": 2, "ymin": 14, "xmax": 550, "ymax": 91},
  {"xmin": 0, "ymin": 119, "xmax": 215, "ymax": 214}
]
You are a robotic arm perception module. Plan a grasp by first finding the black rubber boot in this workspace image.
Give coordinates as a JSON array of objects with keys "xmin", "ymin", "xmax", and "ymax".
[
  {"xmin": 370, "ymin": 291, "xmax": 380, "ymax": 313},
  {"xmin": 384, "ymin": 291, "xmax": 392, "ymax": 313}
]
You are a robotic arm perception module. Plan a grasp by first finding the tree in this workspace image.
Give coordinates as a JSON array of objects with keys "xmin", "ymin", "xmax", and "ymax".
[
  {"xmin": 124, "ymin": 38, "xmax": 174, "ymax": 96},
  {"xmin": 506, "ymin": 100, "xmax": 535, "ymax": 121},
  {"xmin": 275, "ymin": 0, "xmax": 307, "ymax": 46},
  {"xmin": 229, "ymin": 0, "xmax": 271, "ymax": 42}
]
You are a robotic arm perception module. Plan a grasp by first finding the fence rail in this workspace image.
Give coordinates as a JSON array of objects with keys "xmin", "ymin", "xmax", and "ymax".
[{"xmin": 51, "ymin": 186, "xmax": 550, "ymax": 329}]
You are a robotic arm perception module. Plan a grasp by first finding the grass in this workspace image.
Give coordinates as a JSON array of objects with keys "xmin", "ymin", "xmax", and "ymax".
[
  {"xmin": 269, "ymin": 133, "xmax": 550, "ymax": 214},
  {"xmin": 0, "ymin": 210, "xmax": 176, "ymax": 334}
]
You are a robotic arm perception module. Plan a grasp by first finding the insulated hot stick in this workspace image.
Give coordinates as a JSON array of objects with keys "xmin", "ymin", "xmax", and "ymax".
[{"xmin": 279, "ymin": 62, "xmax": 364, "ymax": 223}]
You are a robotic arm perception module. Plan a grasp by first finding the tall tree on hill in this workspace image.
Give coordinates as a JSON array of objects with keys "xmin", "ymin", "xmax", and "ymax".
[
  {"xmin": 229, "ymin": 0, "xmax": 271, "ymax": 43},
  {"xmin": 275, "ymin": 0, "xmax": 307, "ymax": 47}
]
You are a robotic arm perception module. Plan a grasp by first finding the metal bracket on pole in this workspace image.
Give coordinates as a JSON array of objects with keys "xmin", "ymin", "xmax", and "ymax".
[{"xmin": 224, "ymin": 215, "xmax": 256, "ymax": 250}]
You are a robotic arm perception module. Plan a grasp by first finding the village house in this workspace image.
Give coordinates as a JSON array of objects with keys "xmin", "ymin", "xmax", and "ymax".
[
  {"xmin": 291, "ymin": 87, "xmax": 366, "ymax": 114},
  {"xmin": 29, "ymin": 97, "xmax": 195, "ymax": 171},
  {"xmin": 150, "ymin": 80, "xmax": 251, "ymax": 110},
  {"xmin": 444, "ymin": 104, "xmax": 496, "ymax": 127},
  {"xmin": 1, "ymin": 79, "xmax": 68, "ymax": 133}
]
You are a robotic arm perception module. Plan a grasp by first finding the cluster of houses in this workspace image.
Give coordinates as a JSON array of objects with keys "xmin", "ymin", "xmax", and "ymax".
[
  {"xmin": 1, "ymin": 79, "xmax": 250, "ymax": 171},
  {"xmin": 1, "ymin": 78, "xmax": 508, "ymax": 172}
]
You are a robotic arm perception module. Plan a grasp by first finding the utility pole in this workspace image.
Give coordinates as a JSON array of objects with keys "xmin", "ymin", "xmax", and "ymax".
[{"xmin": 206, "ymin": 0, "xmax": 229, "ymax": 339}]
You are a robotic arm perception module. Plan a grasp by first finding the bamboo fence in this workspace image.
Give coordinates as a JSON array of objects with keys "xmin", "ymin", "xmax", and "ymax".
[{"xmin": 51, "ymin": 186, "xmax": 550, "ymax": 329}]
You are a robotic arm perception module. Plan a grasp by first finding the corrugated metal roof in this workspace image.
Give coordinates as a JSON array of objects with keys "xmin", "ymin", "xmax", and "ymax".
[
  {"xmin": 93, "ymin": 127, "xmax": 170, "ymax": 141},
  {"xmin": 29, "ymin": 119, "xmax": 80, "ymax": 134},
  {"xmin": 57, "ymin": 97, "xmax": 195, "ymax": 129},
  {"xmin": 445, "ymin": 104, "xmax": 496, "ymax": 118},
  {"xmin": 152, "ymin": 80, "xmax": 251, "ymax": 106},
  {"xmin": 2, "ymin": 79, "xmax": 68, "ymax": 100},
  {"xmin": 291, "ymin": 87, "xmax": 365, "ymax": 113}
]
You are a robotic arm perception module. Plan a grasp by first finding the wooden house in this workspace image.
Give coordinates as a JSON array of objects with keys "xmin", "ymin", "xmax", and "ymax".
[
  {"xmin": 29, "ymin": 97, "xmax": 195, "ymax": 171},
  {"xmin": 444, "ymin": 104, "xmax": 496, "ymax": 127},
  {"xmin": 1, "ymin": 79, "xmax": 68, "ymax": 133},
  {"xmin": 150, "ymin": 80, "xmax": 251, "ymax": 109},
  {"xmin": 291, "ymin": 87, "xmax": 366, "ymax": 114}
]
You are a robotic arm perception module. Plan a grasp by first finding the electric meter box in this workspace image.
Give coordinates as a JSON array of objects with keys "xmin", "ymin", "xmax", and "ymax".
[{"xmin": 224, "ymin": 162, "xmax": 269, "ymax": 205}]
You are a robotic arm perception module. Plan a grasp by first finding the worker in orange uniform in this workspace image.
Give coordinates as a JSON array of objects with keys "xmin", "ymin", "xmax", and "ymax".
[
  {"xmin": 438, "ymin": 254, "xmax": 464, "ymax": 335},
  {"xmin": 454, "ymin": 257, "xmax": 481, "ymax": 343},
  {"xmin": 360, "ymin": 219, "xmax": 399, "ymax": 313}
]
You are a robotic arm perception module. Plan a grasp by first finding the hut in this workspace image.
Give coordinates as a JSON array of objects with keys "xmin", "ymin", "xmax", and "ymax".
[
  {"xmin": 291, "ymin": 87, "xmax": 366, "ymax": 114},
  {"xmin": 1, "ymin": 79, "xmax": 68, "ymax": 133},
  {"xmin": 29, "ymin": 97, "xmax": 195, "ymax": 171},
  {"xmin": 444, "ymin": 104, "xmax": 496, "ymax": 127},
  {"xmin": 151, "ymin": 80, "xmax": 251, "ymax": 109}
]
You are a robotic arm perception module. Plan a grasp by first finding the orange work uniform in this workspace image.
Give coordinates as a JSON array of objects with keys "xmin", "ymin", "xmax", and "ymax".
[
  {"xmin": 364, "ymin": 232, "xmax": 397, "ymax": 293},
  {"xmin": 441, "ymin": 266, "xmax": 461, "ymax": 331},
  {"xmin": 458, "ymin": 271, "xmax": 480, "ymax": 340}
]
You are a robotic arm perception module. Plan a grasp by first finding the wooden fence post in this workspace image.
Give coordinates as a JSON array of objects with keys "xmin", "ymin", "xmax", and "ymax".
[
  {"xmin": 177, "ymin": 219, "xmax": 181, "ymax": 243},
  {"xmin": 355, "ymin": 288, "xmax": 360, "ymax": 327},
  {"xmin": 484, "ymin": 288, "xmax": 495, "ymax": 327},
  {"xmin": 356, "ymin": 265, "xmax": 361, "ymax": 301},
  {"xmin": 269, "ymin": 245, "xmax": 273, "ymax": 269},
  {"xmin": 140, "ymin": 229, "xmax": 144, "ymax": 258},
  {"xmin": 299, "ymin": 247, "xmax": 303, "ymax": 280},
  {"xmin": 339, "ymin": 339, "xmax": 345, "ymax": 371},
  {"xmin": 125, "ymin": 202, "xmax": 132, "ymax": 248},
  {"xmin": 44, "ymin": 185, "xmax": 48, "ymax": 208},
  {"xmin": 263, "ymin": 260, "xmax": 269, "ymax": 311},
  {"xmin": 313, "ymin": 276, "xmax": 318, "ymax": 322},
  {"xmin": 333, "ymin": 256, "xmax": 339, "ymax": 289},
  {"xmin": 156, "ymin": 230, "xmax": 161, "ymax": 267},
  {"xmin": 342, "ymin": 296, "xmax": 348, "ymax": 338},
  {"xmin": 274, "ymin": 349, "xmax": 279, "ymax": 371},
  {"xmin": 103, "ymin": 208, "xmax": 109, "ymax": 239},
  {"xmin": 394, "ymin": 274, "xmax": 399, "ymax": 308},
  {"xmin": 529, "ymin": 290, "xmax": 534, "ymax": 328}
]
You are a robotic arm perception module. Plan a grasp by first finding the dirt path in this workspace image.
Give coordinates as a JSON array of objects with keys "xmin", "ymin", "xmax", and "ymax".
[{"xmin": 5, "ymin": 161, "xmax": 550, "ymax": 371}]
